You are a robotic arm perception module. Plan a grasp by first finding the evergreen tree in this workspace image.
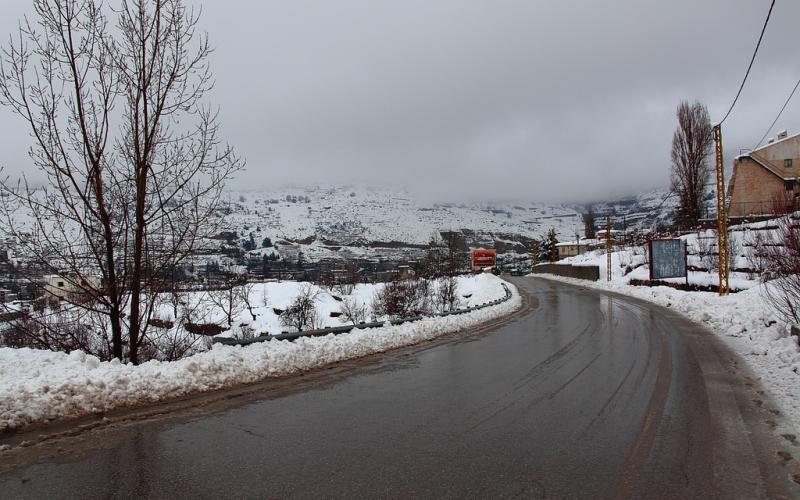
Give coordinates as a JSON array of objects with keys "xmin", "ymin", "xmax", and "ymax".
[
  {"xmin": 583, "ymin": 207, "xmax": 596, "ymax": 239},
  {"xmin": 547, "ymin": 228, "xmax": 559, "ymax": 262}
]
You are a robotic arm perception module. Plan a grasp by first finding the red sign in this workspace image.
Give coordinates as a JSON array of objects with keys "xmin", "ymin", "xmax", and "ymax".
[{"xmin": 471, "ymin": 249, "xmax": 497, "ymax": 270}]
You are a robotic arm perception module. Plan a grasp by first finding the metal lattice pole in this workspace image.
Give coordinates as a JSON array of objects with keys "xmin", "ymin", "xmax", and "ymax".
[
  {"xmin": 713, "ymin": 124, "xmax": 730, "ymax": 296},
  {"xmin": 606, "ymin": 216, "xmax": 612, "ymax": 282}
]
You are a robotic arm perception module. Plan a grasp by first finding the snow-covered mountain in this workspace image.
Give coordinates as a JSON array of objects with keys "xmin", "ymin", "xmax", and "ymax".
[{"xmin": 215, "ymin": 185, "xmax": 676, "ymax": 262}]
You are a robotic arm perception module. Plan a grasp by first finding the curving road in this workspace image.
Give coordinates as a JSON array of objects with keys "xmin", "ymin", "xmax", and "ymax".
[{"xmin": 0, "ymin": 277, "xmax": 796, "ymax": 499}]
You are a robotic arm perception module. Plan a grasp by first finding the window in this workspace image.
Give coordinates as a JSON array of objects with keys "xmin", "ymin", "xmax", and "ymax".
[
  {"xmin": 786, "ymin": 159, "xmax": 794, "ymax": 168},
  {"xmin": 57, "ymin": 281, "xmax": 64, "ymax": 287},
  {"xmin": 786, "ymin": 180, "xmax": 796, "ymax": 191}
]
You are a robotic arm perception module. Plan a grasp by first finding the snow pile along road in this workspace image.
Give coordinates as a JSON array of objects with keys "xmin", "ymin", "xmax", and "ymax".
[
  {"xmin": 0, "ymin": 276, "xmax": 521, "ymax": 431},
  {"xmin": 535, "ymin": 274, "xmax": 800, "ymax": 432}
]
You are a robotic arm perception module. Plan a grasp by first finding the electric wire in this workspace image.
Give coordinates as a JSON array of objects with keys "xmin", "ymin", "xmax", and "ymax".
[
  {"xmin": 752, "ymin": 76, "xmax": 800, "ymax": 149},
  {"xmin": 717, "ymin": 0, "xmax": 776, "ymax": 125}
]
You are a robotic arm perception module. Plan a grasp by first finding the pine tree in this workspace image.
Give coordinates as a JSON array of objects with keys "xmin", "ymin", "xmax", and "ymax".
[
  {"xmin": 547, "ymin": 228, "xmax": 559, "ymax": 262},
  {"xmin": 583, "ymin": 207, "xmax": 596, "ymax": 239}
]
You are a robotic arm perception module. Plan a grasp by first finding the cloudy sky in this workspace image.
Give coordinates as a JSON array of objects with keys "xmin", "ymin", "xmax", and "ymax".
[{"xmin": 1, "ymin": 0, "xmax": 798, "ymax": 202}]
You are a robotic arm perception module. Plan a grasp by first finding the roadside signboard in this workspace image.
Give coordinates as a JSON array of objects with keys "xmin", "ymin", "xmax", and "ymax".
[
  {"xmin": 648, "ymin": 239, "xmax": 687, "ymax": 281},
  {"xmin": 471, "ymin": 249, "xmax": 497, "ymax": 271}
]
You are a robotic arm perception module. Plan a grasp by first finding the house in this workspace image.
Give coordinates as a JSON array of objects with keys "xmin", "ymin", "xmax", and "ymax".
[
  {"xmin": 556, "ymin": 240, "xmax": 592, "ymax": 260},
  {"xmin": 43, "ymin": 275, "xmax": 102, "ymax": 301},
  {"xmin": 397, "ymin": 265, "xmax": 415, "ymax": 279},
  {"xmin": 728, "ymin": 130, "xmax": 800, "ymax": 218}
]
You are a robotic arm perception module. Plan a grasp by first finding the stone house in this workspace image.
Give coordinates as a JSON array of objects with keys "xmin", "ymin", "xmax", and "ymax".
[{"xmin": 728, "ymin": 130, "xmax": 800, "ymax": 217}]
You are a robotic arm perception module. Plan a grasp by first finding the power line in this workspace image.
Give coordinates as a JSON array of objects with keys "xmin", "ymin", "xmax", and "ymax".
[
  {"xmin": 752, "ymin": 76, "xmax": 800, "ymax": 149},
  {"xmin": 717, "ymin": 0, "xmax": 776, "ymax": 125}
]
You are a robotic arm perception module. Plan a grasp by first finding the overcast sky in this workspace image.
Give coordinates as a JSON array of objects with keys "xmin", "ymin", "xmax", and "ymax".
[{"xmin": 1, "ymin": 0, "xmax": 798, "ymax": 202}]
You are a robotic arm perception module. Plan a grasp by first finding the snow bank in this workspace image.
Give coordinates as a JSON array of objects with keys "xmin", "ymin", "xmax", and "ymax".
[
  {"xmin": 0, "ymin": 276, "xmax": 520, "ymax": 431},
  {"xmin": 534, "ymin": 273, "xmax": 800, "ymax": 432}
]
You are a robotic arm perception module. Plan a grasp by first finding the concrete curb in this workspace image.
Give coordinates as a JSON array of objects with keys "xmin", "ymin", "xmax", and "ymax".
[{"xmin": 214, "ymin": 283, "xmax": 512, "ymax": 347}]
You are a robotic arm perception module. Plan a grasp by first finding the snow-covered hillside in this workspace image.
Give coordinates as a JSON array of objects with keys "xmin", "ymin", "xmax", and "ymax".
[{"xmin": 215, "ymin": 185, "xmax": 675, "ymax": 262}]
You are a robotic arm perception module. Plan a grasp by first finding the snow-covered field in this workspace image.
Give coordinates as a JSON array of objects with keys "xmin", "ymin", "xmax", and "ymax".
[
  {"xmin": 0, "ymin": 274, "xmax": 519, "ymax": 432},
  {"xmin": 158, "ymin": 273, "xmax": 513, "ymax": 342}
]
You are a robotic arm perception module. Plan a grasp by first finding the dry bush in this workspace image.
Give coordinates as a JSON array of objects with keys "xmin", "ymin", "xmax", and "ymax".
[
  {"xmin": 435, "ymin": 276, "xmax": 461, "ymax": 313},
  {"xmin": 139, "ymin": 328, "xmax": 207, "ymax": 362},
  {"xmin": 339, "ymin": 297, "xmax": 368, "ymax": 325},
  {"xmin": 1, "ymin": 305, "xmax": 113, "ymax": 360},
  {"xmin": 281, "ymin": 285, "xmax": 321, "ymax": 331},
  {"xmin": 743, "ymin": 230, "xmax": 767, "ymax": 278},
  {"xmin": 694, "ymin": 230, "xmax": 717, "ymax": 272},
  {"xmin": 371, "ymin": 278, "xmax": 432, "ymax": 320},
  {"xmin": 761, "ymin": 216, "xmax": 800, "ymax": 323}
]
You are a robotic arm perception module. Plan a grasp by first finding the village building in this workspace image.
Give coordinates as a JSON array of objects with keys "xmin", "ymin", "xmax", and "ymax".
[
  {"xmin": 728, "ymin": 130, "xmax": 800, "ymax": 218},
  {"xmin": 556, "ymin": 238, "xmax": 601, "ymax": 260},
  {"xmin": 43, "ymin": 275, "xmax": 102, "ymax": 301}
]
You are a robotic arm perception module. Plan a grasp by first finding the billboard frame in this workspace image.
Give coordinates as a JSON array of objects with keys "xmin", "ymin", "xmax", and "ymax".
[
  {"xmin": 471, "ymin": 248, "xmax": 497, "ymax": 271},
  {"xmin": 648, "ymin": 238, "xmax": 688, "ymax": 285}
]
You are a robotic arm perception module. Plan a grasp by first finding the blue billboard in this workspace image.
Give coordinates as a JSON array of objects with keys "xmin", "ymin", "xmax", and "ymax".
[{"xmin": 649, "ymin": 239, "xmax": 687, "ymax": 280}]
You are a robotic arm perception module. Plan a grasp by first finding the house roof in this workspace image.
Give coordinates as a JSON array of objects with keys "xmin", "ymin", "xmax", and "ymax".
[
  {"xmin": 738, "ymin": 131, "xmax": 800, "ymax": 181},
  {"xmin": 751, "ymin": 130, "xmax": 800, "ymax": 154}
]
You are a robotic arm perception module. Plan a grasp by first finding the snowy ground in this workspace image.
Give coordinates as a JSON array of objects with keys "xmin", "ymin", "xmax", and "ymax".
[
  {"xmin": 0, "ymin": 274, "xmax": 520, "ymax": 432},
  {"xmin": 165, "ymin": 272, "xmax": 514, "ymax": 341},
  {"xmin": 532, "ymin": 272, "xmax": 800, "ymax": 434},
  {"xmin": 563, "ymin": 247, "xmax": 758, "ymax": 291}
]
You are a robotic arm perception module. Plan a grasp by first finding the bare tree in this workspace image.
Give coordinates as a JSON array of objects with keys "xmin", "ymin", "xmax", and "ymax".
[
  {"xmin": 339, "ymin": 296, "xmax": 367, "ymax": 325},
  {"xmin": 435, "ymin": 276, "xmax": 460, "ymax": 313},
  {"xmin": 207, "ymin": 274, "xmax": 247, "ymax": 326},
  {"xmin": 423, "ymin": 231, "xmax": 466, "ymax": 278},
  {"xmin": 334, "ymin": 261, "xmax": 361, "ymax": 295},
  {"xmin": 0, "ymin": 0, "xmax": 243, "ymax": 363},
  {"xmin": 670, "ymin": 101, "xmax": 713, "ymax": 228},
  {"xmin": 281, "ymin": 285, "xmax": 321, "ymax": 331},
  {"xmin": 240, "ymin": 282, "xmax": 258, "ymax": 322},
  {"xmin": 761, "ymin": 215, "xmax": 800, "ymax": 324}
]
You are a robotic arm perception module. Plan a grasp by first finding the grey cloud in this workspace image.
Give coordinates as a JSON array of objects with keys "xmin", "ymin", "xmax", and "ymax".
[{"xmin": 1, "ymin": 0, "xmax": 799, "ymax": 202}]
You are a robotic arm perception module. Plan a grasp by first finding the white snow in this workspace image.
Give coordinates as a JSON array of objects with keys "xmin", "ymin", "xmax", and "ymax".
[{"xmin": 0, "ymin": 275, "xmax": 520, "ymax": 431}]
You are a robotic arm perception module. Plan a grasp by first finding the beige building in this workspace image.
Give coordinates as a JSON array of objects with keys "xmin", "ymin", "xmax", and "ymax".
[
  {"xmin": 44, "ymin": 275, "xmax": 102, "ymax": 301},
  {"xmin": 556, "ymin": 240, "xmax": 594, "ymax": 260},
  {"xmin": 728, "ymin": 130, "xmax": 800, "ymax": 217}
]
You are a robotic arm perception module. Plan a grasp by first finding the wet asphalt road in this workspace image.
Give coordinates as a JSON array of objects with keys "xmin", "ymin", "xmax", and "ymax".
[{"xmin": 0, "ymin": 277, "xmax": 795, "ymax": 499}]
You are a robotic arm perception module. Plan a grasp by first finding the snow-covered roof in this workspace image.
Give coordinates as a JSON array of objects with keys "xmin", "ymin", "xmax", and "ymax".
[{"xmin": 751, "ymin": 130, "xmax": 800, "ymax": 154}]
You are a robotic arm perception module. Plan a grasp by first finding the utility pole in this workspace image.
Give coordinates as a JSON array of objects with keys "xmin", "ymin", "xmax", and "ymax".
[
  {"xmin": 713, "ymin": 124, "xmax": 730, "ymax": 295},
  {"xmin": 531, "ymin": 239, "xmax": 537, "ymax": 271},
  {"xmin": 606, "ymin": 216, "xmax": 612, "ymax": 282}
]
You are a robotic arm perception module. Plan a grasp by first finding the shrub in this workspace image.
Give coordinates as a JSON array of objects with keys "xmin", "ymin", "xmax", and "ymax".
[
  {"xmin": 281, "ymin": 285, "xmax": 321, "ymax": 331},
  {"xmin": 761, "ymin": 216, "xmax": 800, "ymax": 323}
]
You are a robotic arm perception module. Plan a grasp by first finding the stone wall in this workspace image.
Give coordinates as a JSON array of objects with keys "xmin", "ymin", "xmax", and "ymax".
[{"xmin": 530, "ymin": 263, "xmax": 599, "ymax": 281}]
